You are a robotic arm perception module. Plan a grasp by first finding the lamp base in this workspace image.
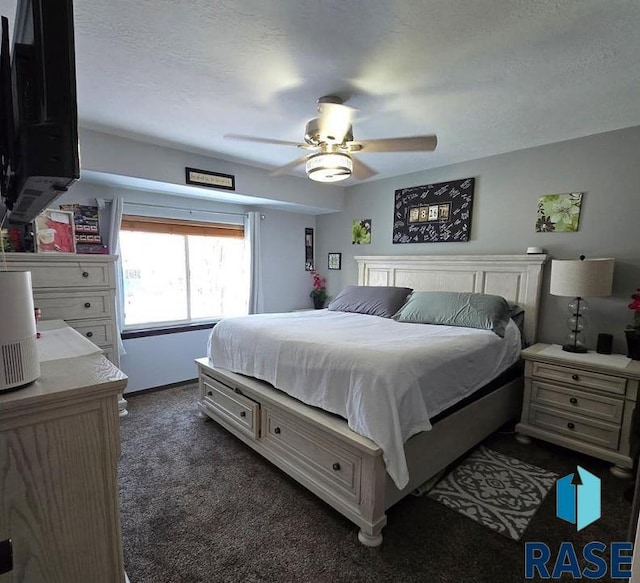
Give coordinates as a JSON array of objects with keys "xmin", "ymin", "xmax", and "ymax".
[{"xmin": 562, "ymin": 343, "xmax": 588, "ymax": 354}]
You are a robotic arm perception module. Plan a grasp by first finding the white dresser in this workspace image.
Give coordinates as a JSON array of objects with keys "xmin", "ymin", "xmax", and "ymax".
[
  {"xmin": 0, "ymin": 321, "xmax": 128, "ymax": 583},
  {"xmin": 2, "ymin": 253, "xmax": 127, "ymax": 416}
]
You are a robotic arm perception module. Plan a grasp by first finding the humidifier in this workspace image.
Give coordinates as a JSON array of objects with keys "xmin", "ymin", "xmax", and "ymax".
[{"xmin": 0, "ymin": 271, "xmax": 40, "ymax": 391}]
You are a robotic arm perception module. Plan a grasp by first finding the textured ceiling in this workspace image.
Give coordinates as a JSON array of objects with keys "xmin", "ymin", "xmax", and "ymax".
[{"xmin": 2, "ymin": 0, "xmax": 640, "ymax": 183}]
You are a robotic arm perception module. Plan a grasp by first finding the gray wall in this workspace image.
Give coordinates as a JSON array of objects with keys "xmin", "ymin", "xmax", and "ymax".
[
  {"xmin": 78, "ymin": 128, "xmax": 345, "ymax": 214},
  {"xmin": 55, "ymin": 181, "xmax": 317, "ymax": 392},
  {"xmin": 317, "ymin": 125, "xmax": 640, "ymax": 354}
]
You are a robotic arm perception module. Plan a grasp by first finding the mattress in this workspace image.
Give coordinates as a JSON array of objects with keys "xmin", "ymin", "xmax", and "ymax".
[{"xmin": 208, "ymin": 309, "xmax": 521, "ymax": 489}]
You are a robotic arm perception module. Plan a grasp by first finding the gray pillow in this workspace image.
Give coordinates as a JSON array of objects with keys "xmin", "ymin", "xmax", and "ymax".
[
  {"xmin": 508, "ymin": 303, "xmax": 527, "ymax": 346},
  {"xmin": 393, "ymin": 291, "xmax": 511, "ymax": 337},
  {"xmin": 328, "ymin": 285, "xmax": 413, "ymax": 318}
]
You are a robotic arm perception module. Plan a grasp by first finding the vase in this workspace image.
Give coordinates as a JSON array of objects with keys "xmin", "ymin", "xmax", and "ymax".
[
  {"xmin": 625, "ymin": 330, "xmax": 640, "ymax": 360},
  {"xmin": 312, "ymin": 296, "xmax": 325, "ymax": 310}
]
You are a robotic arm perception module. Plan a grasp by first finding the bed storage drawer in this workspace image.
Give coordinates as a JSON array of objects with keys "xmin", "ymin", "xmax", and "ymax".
[
  {"xmin": 262, "ymin": 407, "xmax": 362, "ymax": 503},
  {"xmin": 201, "ymin": 374, "xmax": 260, "ymax": 439}
]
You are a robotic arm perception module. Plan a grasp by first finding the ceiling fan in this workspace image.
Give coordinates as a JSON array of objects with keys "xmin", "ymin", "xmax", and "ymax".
[{"xmin": 225, "ymin": 96, "xmax": 438, "ymax": 183}]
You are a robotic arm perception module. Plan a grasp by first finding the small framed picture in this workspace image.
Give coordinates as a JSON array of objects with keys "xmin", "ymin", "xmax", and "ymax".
[
  {"xmin": 305, "ymin": 227, "xmax": 314, "ymax": 271},
  {"xmin": 34, "ymin": 209, "xmax": 76, "ymax": 253},
  {"xmin": 328, "ymin": 252, "xmax": 342, "ymax": 270}
]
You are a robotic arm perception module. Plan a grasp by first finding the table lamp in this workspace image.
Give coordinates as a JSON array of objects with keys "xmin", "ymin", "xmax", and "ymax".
[{"xmin": 549, "ymin": 255, "xmax": 614, "ymax": 353}]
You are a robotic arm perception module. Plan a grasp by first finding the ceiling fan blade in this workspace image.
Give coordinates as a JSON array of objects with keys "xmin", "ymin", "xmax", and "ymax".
[
  {"xmin": 351, "ymin": 157, "xmax": 378, "ymax": 180},
  {"xmin": 269, "ymin": 154, "xmax": 311, "ymax": 177},
  {"xmin": 224, "ymin": 134, "xmax": 302, "ymax": 148},
  {"xmin": 352, "ymin": 135, "xmax": 438, "ymax": 153},
  {"xmin": 317, "ymin": 102, "xmax": 354, "ymax": 144}
]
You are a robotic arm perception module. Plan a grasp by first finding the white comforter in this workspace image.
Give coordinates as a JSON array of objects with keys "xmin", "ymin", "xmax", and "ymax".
[{"xmin": 208, "ymin": 310, "xmax": 521, "ymax": 489}]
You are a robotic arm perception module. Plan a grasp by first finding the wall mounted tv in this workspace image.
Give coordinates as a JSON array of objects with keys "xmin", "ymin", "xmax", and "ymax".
[{"xmin": 0, "ymin": 0, "xmax": 80, "ymax": 225}]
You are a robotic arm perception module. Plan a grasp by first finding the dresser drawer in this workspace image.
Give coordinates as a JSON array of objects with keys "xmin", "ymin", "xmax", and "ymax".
[
  {"xmin": 530, "ymin": 381, "xmax": 624, "ymax": 424},
  {"xmin": 34, "ymin": 291, "xmax": 114, "ymax": 321},
  {"xmin": 201, "ymin": 374, "xmax": 260, "ymax": 439},
  {"xmin": 7, "ymin": 261, "xmax": 113, "ymax": 289},
  {"xmin": 529, "ymin": 405, "xmax": 620, "ymax": 450},
  {"xmin": 72, "ymin": 321, "xmax": 113, "ymax": 346},
  {"xmin": 100, "ymin": 346, "xmax": 117, "ymax": 366},
  {"xmin": 262, "ymin": 407, "xmax": 361, "ymax": 502},
  {"xmin": 531, "ymin": 362, "xmax": 627, "ymax": 396}
]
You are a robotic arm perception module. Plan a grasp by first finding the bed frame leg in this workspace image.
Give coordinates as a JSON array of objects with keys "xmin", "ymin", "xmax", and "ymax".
[{"xmin": 358, "ymin": 528, "xmax": 383, "ymax": 547}]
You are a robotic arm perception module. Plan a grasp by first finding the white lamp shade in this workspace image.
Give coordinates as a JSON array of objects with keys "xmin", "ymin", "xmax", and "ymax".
[
  {"xmin": 549, "ymin": 258, "xmax": 614, "ymax": 298},
  {"xmin": 0, "ymin": 271, "xmax": 40, "ymax": 389}
]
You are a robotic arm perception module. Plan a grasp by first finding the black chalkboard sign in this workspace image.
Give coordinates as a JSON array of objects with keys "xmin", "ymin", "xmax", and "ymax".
[{"xmin": 393, "ymin": 177, "xmax": 475, "ymax": 244}]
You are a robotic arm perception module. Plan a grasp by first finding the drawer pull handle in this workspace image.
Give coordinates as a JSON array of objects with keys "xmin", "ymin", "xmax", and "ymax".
[
  {"xmin": 274, "ymin": 427, "xmax": 281, "ymax": 435},
  {"xmin": 332, "ymin": 462, "xmax": 341, "ymax": 471},
  {"xmin": 86, "ymin": 331, "xmax": 93, "ymax": 338},
  {"xmin": 240, "ymin": 411, "xmax": 246, "ymax": 418},
  {"xmin": 567, "ymin": 422, "xmax": 575, "ymax": 430},
  {"xmin": 569, "ymin": 397, "xmax": 578, "ymax": 405},
  {"xmin": 84, "ymin": 302, "xmax": 91, "ymax": 308},
  {"xmin": 82, "ymin": 271, "xmax": 89, "ymax": 278},
  {"xmin": 571, "ymin": 374, "xmax": 579, "ymax": 381}
]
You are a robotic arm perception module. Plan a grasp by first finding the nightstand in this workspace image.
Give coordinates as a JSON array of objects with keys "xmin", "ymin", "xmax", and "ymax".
[{"xmin": 515, "ymin": 343, "xmax": 640, "ymax": 478}]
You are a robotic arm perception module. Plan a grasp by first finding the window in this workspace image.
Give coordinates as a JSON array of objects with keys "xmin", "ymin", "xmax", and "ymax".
[{"xmin": 120, "ymin": 215, "xmax": 249, "ymax": 329}]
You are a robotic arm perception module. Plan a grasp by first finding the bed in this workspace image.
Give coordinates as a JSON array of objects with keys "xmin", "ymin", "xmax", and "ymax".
[{"xmin": 195, "ymin": 254, "xmax": 548, "ymax": 546}]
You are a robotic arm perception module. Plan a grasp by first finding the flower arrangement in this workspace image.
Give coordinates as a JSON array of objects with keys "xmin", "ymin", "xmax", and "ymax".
[
  {"xmin": 309, "ymin": 269, "xmax": 327, "ymax": 308},
  {"xmin": 628, "ymin": 288, "xmax": 640, "ymax": 331}
]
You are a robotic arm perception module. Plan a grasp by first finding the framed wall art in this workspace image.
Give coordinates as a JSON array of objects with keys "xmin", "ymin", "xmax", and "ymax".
[
  {"xmin": 34, "ymin": 209, "xmax": 76, "ymax": 253},
  {"xmin": 305, "ymin": 227, "xmax": 314, "ymax": 271},
  {"xmin": 328, "ymin": 252, "xmax": 342, "ymax": 270},
  {"xmin": 185, "ymin": 167, "xmax": 235, "ymax": 191},
  {"xmin": 352, "ymin": 219, "xmax": 371, "ymax": 245},
  {"xmin": 535, "ymin": 192, "xmax": 583, "ymax": 232},
  {"xmin": 393, "ymin": 177, "xmax": 475, "ymax": 244}
]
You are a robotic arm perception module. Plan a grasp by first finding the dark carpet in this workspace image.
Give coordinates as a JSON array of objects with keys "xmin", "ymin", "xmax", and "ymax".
[{"xmin": 119, "ymin": 383, "xmax": 633, "ymax": 583}]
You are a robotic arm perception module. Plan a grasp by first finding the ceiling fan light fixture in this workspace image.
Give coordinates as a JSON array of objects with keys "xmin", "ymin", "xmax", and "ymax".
[{"xmin": 305, "ymin": 152, "xmax": 352, "ymax": 183}]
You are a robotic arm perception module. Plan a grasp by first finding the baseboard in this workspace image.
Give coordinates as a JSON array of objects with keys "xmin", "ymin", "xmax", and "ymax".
[{"xmin": 125, "ymin": 378, "xmax": 198, "ymax": 398}]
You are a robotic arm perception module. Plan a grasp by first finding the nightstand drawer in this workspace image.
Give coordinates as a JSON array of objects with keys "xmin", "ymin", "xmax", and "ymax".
[
  {"xmin": 531, "ymin": 362, "xmax": 627, "ymax": 396},
  {"xmin": 201, "ymin": 374, "xmax": 260, "ymax": 439},
  {"xmin": 529, "ymin": 405, "xmax": 620, "ymax": 450},
  {"xmin": 531, "ymin": 381, "xmax": 624, "ymax": 424}
]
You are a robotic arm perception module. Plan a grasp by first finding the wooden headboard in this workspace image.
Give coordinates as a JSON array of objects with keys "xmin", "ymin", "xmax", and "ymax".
[{"xmin": 356, "ymin": 254, "xmax": 548, "ymax": 342}]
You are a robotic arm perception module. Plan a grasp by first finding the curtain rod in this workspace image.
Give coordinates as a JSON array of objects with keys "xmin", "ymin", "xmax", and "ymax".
[{"xmin": 118, "ymin": 200, "xmax": 248, "ymax": 218}]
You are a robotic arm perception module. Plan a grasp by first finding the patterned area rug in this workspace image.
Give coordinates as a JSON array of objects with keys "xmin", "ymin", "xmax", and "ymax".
[{"xmin": 428, "ymin": 446, "xmax": 558, "ymax": 541}]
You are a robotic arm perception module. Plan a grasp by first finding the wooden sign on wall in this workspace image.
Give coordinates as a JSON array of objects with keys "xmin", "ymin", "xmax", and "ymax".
[{"xmin": 393, "ymin": 177, "xmax": 475, "ymax": 244}]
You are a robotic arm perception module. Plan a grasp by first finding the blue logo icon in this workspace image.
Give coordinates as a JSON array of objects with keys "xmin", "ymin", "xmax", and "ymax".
[{"xmin": 556, "ymin": 466, "xmax": 600, "ymax": 530}]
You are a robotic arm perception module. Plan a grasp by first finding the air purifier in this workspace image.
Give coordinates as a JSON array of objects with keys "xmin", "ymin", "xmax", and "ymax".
[{"xmin": 0, "ymin": 271, "xmax": 40, "ymax": 391}]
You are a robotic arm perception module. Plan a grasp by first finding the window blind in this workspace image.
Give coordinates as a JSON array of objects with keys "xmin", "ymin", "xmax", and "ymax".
[{"xmin": 121, "ymin": 215, "xmax": 244, "ymax": 239}]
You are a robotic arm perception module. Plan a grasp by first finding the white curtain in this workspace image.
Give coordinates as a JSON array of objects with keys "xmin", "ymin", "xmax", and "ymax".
[
  {"xmin": 99, "ymin": 197, "xmax": 127, "ymax": 356},
  {"xmin": 246, "ymin": 211, "xmax": 264, "ymax": 314}
]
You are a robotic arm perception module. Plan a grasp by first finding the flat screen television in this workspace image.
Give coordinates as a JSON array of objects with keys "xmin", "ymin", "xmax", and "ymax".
[{"xmin": 0, "ymin": 0, "xmax": 79, "ymax": 225}]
